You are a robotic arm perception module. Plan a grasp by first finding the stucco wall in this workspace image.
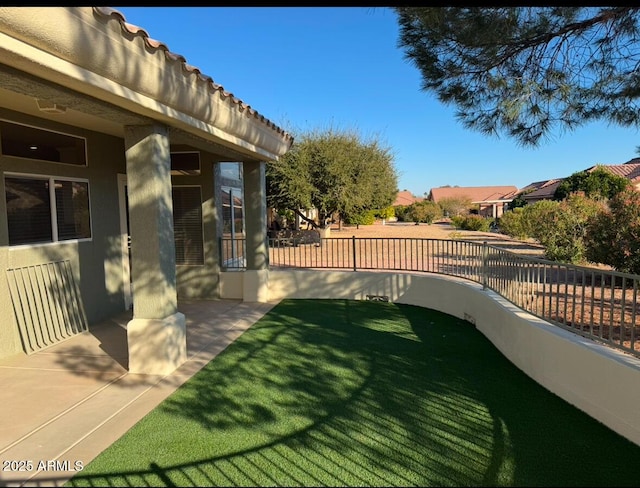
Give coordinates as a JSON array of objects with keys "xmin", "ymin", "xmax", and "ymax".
[
  {"xmin": 220, "ymin": 269, "xmax": 640, "ymax": 447},
  {"xmin": 0, "ymin": 108, "xmax": 126, "ymax": 359},
  {"xmin": 173, "ymin": 154, "xmax": 221, "ymax": 300}
]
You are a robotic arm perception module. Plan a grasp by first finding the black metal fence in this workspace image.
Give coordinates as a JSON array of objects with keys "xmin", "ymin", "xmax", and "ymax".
[{"xmin": 220, "ymin": 236, "xmax": 640, "ymax": 358}]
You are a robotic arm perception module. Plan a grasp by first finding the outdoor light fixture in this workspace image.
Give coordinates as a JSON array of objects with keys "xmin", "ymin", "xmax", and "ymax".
[{"xmin": 36, "ymin": 99, "xmax": 67, "ymax": 114}]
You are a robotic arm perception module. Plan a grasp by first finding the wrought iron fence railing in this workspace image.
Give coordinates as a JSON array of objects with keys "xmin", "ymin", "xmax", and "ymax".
[{"xmin": 220, "ymin": 236, "xmax": 640, "ymax": 358}]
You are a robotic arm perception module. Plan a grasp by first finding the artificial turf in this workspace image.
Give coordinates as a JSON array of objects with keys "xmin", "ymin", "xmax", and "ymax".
[{"xmin": 67, "ymin": 299, "xmax": 640, "ymax": 487}]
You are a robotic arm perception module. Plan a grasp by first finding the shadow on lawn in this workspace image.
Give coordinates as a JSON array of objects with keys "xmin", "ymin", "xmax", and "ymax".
[{"xmin": 64, "ymin": 300, "xmax": 640, "ymax": 487}]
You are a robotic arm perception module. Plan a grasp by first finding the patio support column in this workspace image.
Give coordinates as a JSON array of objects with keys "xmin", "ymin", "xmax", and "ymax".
[
  {"xmin": 242, "ymin": 160, "xmax": 269, "ymax": 302},
  {"xmin": 123, "ymin": 124, "xmax": 187, "ymax": 375}
]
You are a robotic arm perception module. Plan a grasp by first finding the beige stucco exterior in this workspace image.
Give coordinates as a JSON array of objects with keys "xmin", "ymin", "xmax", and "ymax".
[
  {"xmin": 219, "ymin": 269, "xmax": 640, "ymax": 447},
  {"xmin": 0, "ymin": 7, "xmax": 292, "ymax": 374}
]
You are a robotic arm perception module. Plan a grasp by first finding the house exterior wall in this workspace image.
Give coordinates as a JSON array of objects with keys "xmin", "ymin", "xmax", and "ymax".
[
  {"xmin": 173, "ymin": 156, "xmax": 222, "ymax": 300},
  {"xmin": 0, "ymin": 108, "xmax": 127, "ymax": 359}
]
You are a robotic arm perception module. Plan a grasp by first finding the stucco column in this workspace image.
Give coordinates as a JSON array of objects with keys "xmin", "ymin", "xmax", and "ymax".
[
  {"xmin": 242, "ymin": 161, "xmax": 269, "ymax": 302},
  {"xmin": 123, "ymin": 124, "xmax": 186, "ymax": 375}
]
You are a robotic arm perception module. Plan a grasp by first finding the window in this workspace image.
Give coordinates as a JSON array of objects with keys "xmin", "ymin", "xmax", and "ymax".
[
  {"xmin": 0, "ymin": 120, "xmax": 87, "ymax": 165},
  {"xmin": 172, "ymin": 186, "xmax": 204, "ymax": 265},
  {"xmin": 170, "ymin": 151, "xmax": 200, "ymax": 175},
  {"xmin": 219, "ymin": 161, "xmax": 243, "ymax": 188},
  {"xmin": 5, "ymin": 175, "xmax": 91, "ymax": 245},
  {"xmin": 221, "ymin": 186, "xmax": 244, "ymax": 236}
]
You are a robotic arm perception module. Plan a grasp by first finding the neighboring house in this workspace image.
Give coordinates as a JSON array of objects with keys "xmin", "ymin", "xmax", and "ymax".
[
  {"xmin": 0, "ymin": 7, "xmax": 293, "ymax": 374},
  {"xmin": 517, "ymin": 157, "xmax": 640, "ymax": 205},
  {"xmin": 427, "ymin": 186, "xmax": 518, "ymax": 218},
  {"xmin": 517, "ymin": 179, "xmax": 562, "ymax": 204},
  {"xmin": 586, "ymin": 159, "xmax": 640, "ymax": 191},
  {"xmin": 393, "ymin": 190, "xmax": 424, "ymax": 207}
]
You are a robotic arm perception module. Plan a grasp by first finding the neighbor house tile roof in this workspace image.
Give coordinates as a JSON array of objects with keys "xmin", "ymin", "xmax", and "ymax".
[
  {"xmin": 93, "ymin": 7, "xmax": 292, "ymax": 143},
  {"xmin": 428, "ymin": 186, "xmax": 518, "ymax": 204},
  {"xmin": 519, "ymin": 179, "xmax": 562, "ymax": 201},
  {"xmin": 393, "ymin": 190, "xmax": 424, "ymax": 206},
  {"xmin": 587, "ymin": 162, "xmax": 640, "ymax": 184}
]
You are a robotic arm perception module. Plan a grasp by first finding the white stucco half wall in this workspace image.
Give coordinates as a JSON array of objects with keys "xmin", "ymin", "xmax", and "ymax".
[{"xmin": 220, "ymin": 269, "xmax": 640, "ymax": 447}]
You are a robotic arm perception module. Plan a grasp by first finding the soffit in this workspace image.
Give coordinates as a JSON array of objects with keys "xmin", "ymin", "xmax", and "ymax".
[{"xmin": 0, "ymin": 7, "xmax": 293, "ymax": 161}]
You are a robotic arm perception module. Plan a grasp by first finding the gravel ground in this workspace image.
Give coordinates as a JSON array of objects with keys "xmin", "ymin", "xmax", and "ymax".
[{"xmin": 327, "ymin": 220, "xmax": 546, "ymax": 257}]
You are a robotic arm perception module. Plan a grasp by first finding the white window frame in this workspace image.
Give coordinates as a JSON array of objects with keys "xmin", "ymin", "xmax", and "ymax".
[{"xmin": 4, "ymin": 171, "xmax": 93, "ymax": 249}]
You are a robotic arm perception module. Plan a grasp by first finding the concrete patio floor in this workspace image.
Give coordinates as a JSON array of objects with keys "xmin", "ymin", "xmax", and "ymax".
[{"xmin": 0, "ymin": 299, "xmax": 277, "ymax": 487}]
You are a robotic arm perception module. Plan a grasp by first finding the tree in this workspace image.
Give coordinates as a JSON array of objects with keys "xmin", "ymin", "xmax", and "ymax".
[
  {"xmin": 266, "ymin": 127, "xmax": 398, "ymax": 230},
  {"xmin": 553, "ymin": 166, "xmax": 631, "ymax": 200},
  {"xmin": 394, "ymin": 7, "xmax": 640, "ymax": 146},
  {"xmin": 437, "ymin": 196, "xmax": 472, "ymax": 217},
  {"xmin": 585, "ymin": 188, "xmax": 640, "ymax": 274},
  {"xmin": 506, "ymin": 191, "xmax": 530, "ymax": 210},
  {"xmin": 406, "ymin": 200, "xmax": 442, "ymax": 224}
]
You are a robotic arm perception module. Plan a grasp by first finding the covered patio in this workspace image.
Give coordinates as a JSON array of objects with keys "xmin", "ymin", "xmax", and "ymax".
[{"xmin": 0, "ymin": 299, "xmax": 276, "ymax": 487}]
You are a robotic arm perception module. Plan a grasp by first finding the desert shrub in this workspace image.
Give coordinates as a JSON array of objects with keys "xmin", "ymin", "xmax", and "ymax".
[
  {"xmin": 585, "ymin": 188, "xmax": 640, "ymax": 274},
  {"xmin": 376, "ymin": 206, "xmax": 395, "ymax": 220},
  {"xmin": 450, "ymin": 215, "xmax": 465, "ymax": 229},
  {"xmin": 406, "ymin": 200, "xmax": 442, "ymax": 224},
  {"xmin": 450, "ymin": 214, "xmax": 491, "ymax": 231},
  {"xmin": 520, "ymin": 199, "xmax": 560, "ymax": 242},
  {"xmin": 437, "ymin": 196, "xmax": 473, "ymax": 217},
  {"xmin": 393, "ymin": 205, "xmax": 409, "ymax": 222},
  {"xmin": 344, "ymin": 210, "xmax": 376, "ymax": 227},
  {"xmin": 462, "ymin": 214, "xmax": 491, "ymax": 231},
  {"xmin": 498, "ymin": 207, "xmax": 529, "ymax": 239},
  {"xmin": 526, "ymin": 195, "xmax": 605, "ymax": 263}
]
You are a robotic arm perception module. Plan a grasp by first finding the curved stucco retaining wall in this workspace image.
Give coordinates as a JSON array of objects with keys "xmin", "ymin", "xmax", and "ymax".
[{"xmin": 220, "ymin": 269, "xmax": 640, "ymax": 446}]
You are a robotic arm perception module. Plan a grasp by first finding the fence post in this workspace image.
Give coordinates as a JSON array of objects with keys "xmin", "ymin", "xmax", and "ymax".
[
  {"xmin": 482, "ymin": 241, "xmax": 488, "ymax": 290},
  {"xmin": 352, "ymin": 235, "xmax": 357, "ymax": 271}
]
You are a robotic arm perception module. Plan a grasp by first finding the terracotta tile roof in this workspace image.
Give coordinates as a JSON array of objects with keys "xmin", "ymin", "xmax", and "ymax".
[
  {"xmin": 393, "ymin": 190, "xmax": 424, "ymax": 206},
  {"xmin": 93, "ymin": 7, "xmax": 292, "ymax": 143},
  {"xmin": 429, "ymin": 186, "xmax": 518, "ymax": 204}
]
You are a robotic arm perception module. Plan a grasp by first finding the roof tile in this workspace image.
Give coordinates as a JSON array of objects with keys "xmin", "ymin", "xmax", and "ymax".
[{"xmin": 92, "ymin": 7, "xmax": 292, "ymax": 142}]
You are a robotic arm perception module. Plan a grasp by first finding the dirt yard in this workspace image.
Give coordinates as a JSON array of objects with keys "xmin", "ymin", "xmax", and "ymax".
[{"xmin": 327, "ymin": 219, "xmax": 546, "ymax": 257}]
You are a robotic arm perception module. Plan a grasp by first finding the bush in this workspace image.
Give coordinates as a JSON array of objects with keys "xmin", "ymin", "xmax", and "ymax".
[
  {"xmin": 521, "ymin": 199, "xmax": 560, "ymax": 242},
  {"xmin": 344, "ymin": 210, "xmax": 376, "ymax": 227},
  {"xmin": 376, "ymin": 206, "xmax": 395, "ymax": 220},
  {"xmin": 393, "ymin": 205, "xmax": 409, "ymax": 222},
  {"xmin": 585, "ymin": 188, "xmax": 640, "ymax": 274},
  {"xmin": 437, "ymin": 196, "xmax": 473, "ymax": 217},
  {"xmin": 450, "ymin": 215, "xmax": 465, "ymax": 229},
  {"xmin": 498, "ymin": 207, "xmax": 529, "ymax": 239},
  {"xmin": 450, "ymin": 214, "xmax": 491, "ymax": 231},
  {"xmin": 406, "ymin": 200, "xmax": 442, "ymax": 224},
  {"xmin": 528, "ymin": 195, "xmax": 604, "ymax": 263}
]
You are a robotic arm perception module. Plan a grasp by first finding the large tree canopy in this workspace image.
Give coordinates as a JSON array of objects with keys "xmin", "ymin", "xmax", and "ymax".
[
  {"xmin": 266, "ymin": 128, "xmax": 398, "ymax": 229},
  {"xmin": 394, "ymin": 7, "xmax": 640, "ymax": 146}
]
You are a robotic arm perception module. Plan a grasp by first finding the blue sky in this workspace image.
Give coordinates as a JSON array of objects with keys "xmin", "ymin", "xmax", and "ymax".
[{"xmin": 116, "ymin": 6, "xmax": 640, "ymax": 197}]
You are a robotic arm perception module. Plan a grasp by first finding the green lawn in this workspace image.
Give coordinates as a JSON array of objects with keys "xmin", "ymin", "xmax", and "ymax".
[{"xmin": 67, "ymin": 299, "xmax": 640, "ymax": 487}]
